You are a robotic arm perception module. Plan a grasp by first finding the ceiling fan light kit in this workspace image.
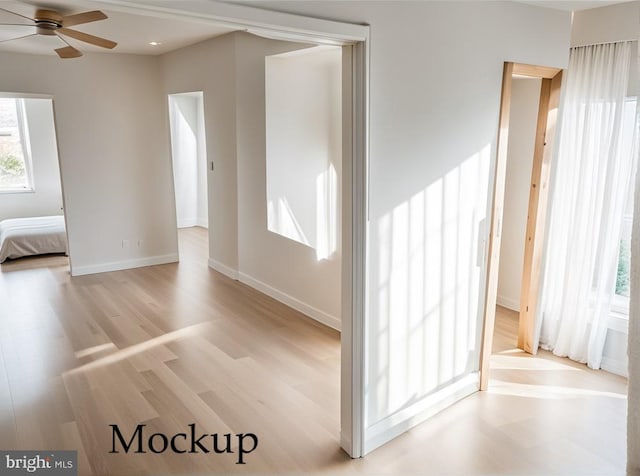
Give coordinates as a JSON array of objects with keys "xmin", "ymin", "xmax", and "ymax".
[{"xmin": 0, "ymin": 5, "xmax": 117, "ymax": 59}]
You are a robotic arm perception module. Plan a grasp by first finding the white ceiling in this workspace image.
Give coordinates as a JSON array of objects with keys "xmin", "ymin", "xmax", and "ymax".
[
  {"xmin": 0, "ymin": 0, "xmax": 635, "ymax": 57},
  {"xmin": 0, "ymin": 0, "xmax": 238, "ymax": 56}
]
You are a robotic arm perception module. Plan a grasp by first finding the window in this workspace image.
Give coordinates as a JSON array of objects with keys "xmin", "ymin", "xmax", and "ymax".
[
  {"xmin": 0, "ymin": 97, "xmax": 33, "ymax": 192},
  {"xmin": 613, "ymin": 97, "xmax": 638, "ymax": 315}
]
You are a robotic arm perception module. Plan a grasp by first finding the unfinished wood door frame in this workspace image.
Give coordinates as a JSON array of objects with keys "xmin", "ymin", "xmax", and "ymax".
[
  {"xmin": 479, "ymin": 62, "xmax": 563, "ymax": 390},
  {"xmin": 518, "ymin": 69, "xmax": 563, "ymax": 353}
]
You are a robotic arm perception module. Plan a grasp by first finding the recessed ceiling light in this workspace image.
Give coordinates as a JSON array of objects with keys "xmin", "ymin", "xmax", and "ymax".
[{"xmin": 149, "ymin": 41, "xmax": 162, "ymax": 46}]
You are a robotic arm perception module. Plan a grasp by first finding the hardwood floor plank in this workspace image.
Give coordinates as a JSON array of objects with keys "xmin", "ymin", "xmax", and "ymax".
[{"xmin": 60, "ymin": 421, "xmax": 94, "ymax": 476}]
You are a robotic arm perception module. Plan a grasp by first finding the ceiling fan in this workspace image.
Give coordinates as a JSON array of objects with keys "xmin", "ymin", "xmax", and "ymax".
[{"xmin": 0, "ymin": 5, "xmax": 117, "ymax": 58}]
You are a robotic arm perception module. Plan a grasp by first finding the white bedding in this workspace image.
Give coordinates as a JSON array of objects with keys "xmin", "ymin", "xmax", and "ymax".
[{"xmin": 0, "ymin": 216, "xmax": 68, "ymax": 263}]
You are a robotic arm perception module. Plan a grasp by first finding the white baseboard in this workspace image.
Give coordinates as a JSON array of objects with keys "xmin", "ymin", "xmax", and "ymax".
[
  {"xmin": 239, "ymin": 272, "xmax": 341, "ymax": 331},
  {"xmin": 177, "ymin": 218, "xmax": 198, "ymax": 228},
  {"xmin": 601, "ymin": 355, "xmax": 628, "ymax": 378},
  {"xmin": 208, "ymin": 258, "xmax": 239, "ymax": 280},
  {"xmin": 177, "ymin": 218, "xmax": 208, "ymax": 229},
  {"xmin": 497, "ymin": 294, "xmax": 520, "ymax": 312},
  {"xmin": 71, "ymin": 253, "xmax": 179, "ymax": 276},
  {"xmin": 364, "ymin": 372, "xmax": 479, "ymax": 455}
]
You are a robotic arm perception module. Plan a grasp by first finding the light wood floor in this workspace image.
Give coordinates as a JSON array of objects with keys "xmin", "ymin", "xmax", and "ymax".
[{"xmin": 0, "ymin": 228, "xmax": 628, "ymax": 475}]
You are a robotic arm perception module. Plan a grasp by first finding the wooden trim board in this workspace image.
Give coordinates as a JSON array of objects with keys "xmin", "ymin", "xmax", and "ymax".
[
  {"xmin": 512, "ymin": 63, "xmax": 562, "ymax": 79},
  {"xmin": 479, "ymin": 62, "xmax": 513, "ymax": 391},
  {"xmin": 518, "ymin": 71, "xmax": 563, "ymax": 353}
]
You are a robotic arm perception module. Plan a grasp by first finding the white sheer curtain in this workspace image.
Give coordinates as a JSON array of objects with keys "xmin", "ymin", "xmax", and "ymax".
[{"xmin": 537, "ymin": 41, "xmax": 636, "ymax": 369}]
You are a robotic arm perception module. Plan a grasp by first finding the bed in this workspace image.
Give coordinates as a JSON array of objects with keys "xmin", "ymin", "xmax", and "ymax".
[{"xmin": 0, "ymin": 215, "xmax": 68, "ymax": 263}]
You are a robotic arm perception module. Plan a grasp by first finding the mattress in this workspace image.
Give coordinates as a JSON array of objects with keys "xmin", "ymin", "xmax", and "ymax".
[{"xmin": 0, "ymin": 215, "xmax": 68, "ymax": 263}]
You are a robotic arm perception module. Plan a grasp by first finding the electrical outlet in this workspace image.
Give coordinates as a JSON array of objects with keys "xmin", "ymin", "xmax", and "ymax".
[{"xmin": 122, "ymin": 239, "xmax": 129, "ymax": 249}]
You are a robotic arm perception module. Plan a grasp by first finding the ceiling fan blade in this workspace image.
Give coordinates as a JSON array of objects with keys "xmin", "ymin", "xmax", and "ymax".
[
  {"xmin": 0, "ymin": 23, "xmax": 36, "ymax": 27},
  {"xmin": 57, "ymin": 27, "xmax": 116, "ymax": 49},
  {"xmin": 55, "ymin": 45, "xmax": 82, "ymax": 59},
  {"xmin": 62, "ymin": 10, "xmax": 107, "ymax": 27},
  {"xmin": 0, "ymin": 6, "xmax": 35, "ymax": 22},
  {"xmin": 0, "ymin": 33, "xmax": 37, "ymax": 44}
]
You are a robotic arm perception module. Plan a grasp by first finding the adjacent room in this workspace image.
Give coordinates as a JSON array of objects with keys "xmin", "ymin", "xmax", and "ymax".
[
  {"xmin": 0, "ymin": 94, "xmax": 67, "ymax": 268},
  {"xmin": 168, "ymin": 90, "xmax": 210, "ymax": 266}
]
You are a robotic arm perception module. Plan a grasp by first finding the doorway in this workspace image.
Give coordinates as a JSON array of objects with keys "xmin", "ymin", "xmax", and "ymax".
[
  {"xmin": 161, "ymin": 37, "xmax": 358, "ymax": 457},
  {"xmin": 134, "ymin": 2, "xmax": 369, "ymax": 456},
  {"xmin": 168, "ymin": 91, "xmax": 209, "ymax": 260},
  {"xmin": 479, "ymin": 63, "xmax": 562, "ymax": 389},
  {"xmin": 476, "ymin": 61, "xmax": 628, "ymax": 471},
  {"xmin": 0, "ymin": 94, "xmax": 68, "ymax": 271},
  {"xmin": 495, "ymin": 75, "xmax": 542, "ymax": 325}
]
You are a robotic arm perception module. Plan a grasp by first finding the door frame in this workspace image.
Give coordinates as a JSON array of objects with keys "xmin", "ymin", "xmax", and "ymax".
[
  {"xmin": 97, "ymin": 0, "xmax": 370, "ymax": 459},
  {"xmin": 479, "ymin": 62, "xmax": 563, "ymax": 390}
]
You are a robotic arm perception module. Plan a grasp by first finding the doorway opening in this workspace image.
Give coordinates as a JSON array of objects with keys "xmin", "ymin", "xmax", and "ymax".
[
  {"xmin": 479, "ymin": 62, "xmax": 562, "ymax": 388},
  {"xmin": 0, "ymin": 94, "xmax": 68, "ymax": 271},
  {"xmin": 478, "ymin": 61, "xmax": 628, "ymax": 466},
  {"xmin": 265, "ymin": 45, "xmax": 342, "ymax": 264},
  {"xmin": 146, "ymin": 3, "xmax": 369, "ymax": 456},
  {"xmin": 164, "ymin": 38, "xmax": 348, "ymax": 459},
  {"xmin": 168, "ymin": 91, "xmax": 209, "ymax": 262}
]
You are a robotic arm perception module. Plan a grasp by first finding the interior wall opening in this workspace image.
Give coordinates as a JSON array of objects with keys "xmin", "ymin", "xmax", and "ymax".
[
  {"xmin": 482, "ymin": 62, "xmax": 631, "ymax": 468},
  {"xmin": 485, "ymin": 60, "xmax": 631, "ymax": 398},
  {"xmin": 168, "ymin": 91, "xmax": 209, "ymax": 258},
  {"xmin": 480, "ymin": 63, "xmax": 561, "ymax": 391},
  {"xmin": 0, "ymin": 94, "xmax": 68, "ymax": 269},
  {"xmin": 496, "ymin": 76, "xmax": 541, "ymax": 321},
  {"xmin": 265, "ymin": 45, "xmax": 342, "ymax": 262},
  {"xmin": 163, "ymin": 35, "xmax": 348, "ymax": 454},
  {"xmin": 168, "ymin": 91, "xmax": 208, "ymax": 230}
]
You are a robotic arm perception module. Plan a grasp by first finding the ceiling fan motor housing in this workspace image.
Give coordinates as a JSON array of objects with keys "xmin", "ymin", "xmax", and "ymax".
[
  {"xmin": 0, "ymin": 7, "xmax": 115, "ymax": 58},
  {"xmin": 34, "ymin": 9, "xmax": 62, "ymax": 36}
]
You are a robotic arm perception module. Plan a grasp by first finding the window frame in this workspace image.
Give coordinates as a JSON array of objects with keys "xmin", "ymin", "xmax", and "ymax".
[
  {"xmin": 0, "ymin": 97, "xmax": 35, "ymax": 194},
  {"xmin": 612, "ymin": 212, "xmax": 632, "ymax": 315},
  {"xmin": 610, "ymin": 96, "xmax": 638, "ymax": 320}
]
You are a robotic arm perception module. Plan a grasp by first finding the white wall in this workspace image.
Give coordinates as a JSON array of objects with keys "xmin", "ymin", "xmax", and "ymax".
[
  {"xmin": 265, "ymin": 46, "xmax": 342, "ymax": 258},
  {"xmin": 161, "ymin": 33, "xmax": 342, "ymax": 328},
  {"xmin": 571, "ymin": 1, "xmax": 639, "ymax": 46},
  {"xmin": 571, "ymin": 1, "xmax": 640, "ymax": 97},
  {"xmin": 235, "ymin": 33, "xmax": 342, "ymax": 327},
  {"xmin": 0, "ymin": 98, "xmax": 63, "ymax": 221},
  {"xmin": 0, "ymin": 52, "xmax": 178, "ymax": 275},
  {"xmin": 497, "ymin": 78, "xmax": 541, "ymax": 311},
  {"xmin": 169, "ymin": 92, "xmax": 208, "ymax": 229},
  {"xmin": 230, "ymin": 0, "xmax": 571, "ymax": 453}
]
